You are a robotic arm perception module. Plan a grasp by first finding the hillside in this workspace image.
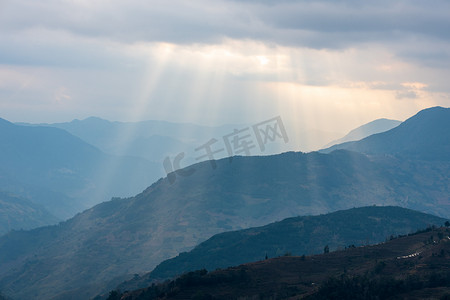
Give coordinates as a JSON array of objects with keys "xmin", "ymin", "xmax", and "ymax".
[
  {"xmin": 321, "ymin": 106, "xmax": 450, "ymax": 160},
  {"xmin": 113, "ymin": 226, "xmax": 450, "ymax": 299},
  {"xmin": 0, "ymin": 118, "xmax": 161, "ymax": 219},
  {"xmin": 322, "ymin": 118, "xmax": 401, "ymax": 148},
  {"xmin": 0, "ymin": 191, "xmax": 59, "ymax": 236},
  {"xmin": 0, "ymin": 149, "xmax": 448, "ymax": 300},
  {"xmin": 0, "ymin": 107, "xmax": 448, "ymax": 299},
  {"xmin": 116, "ymin": 206, "xmax": 447, "ymax": 292}
]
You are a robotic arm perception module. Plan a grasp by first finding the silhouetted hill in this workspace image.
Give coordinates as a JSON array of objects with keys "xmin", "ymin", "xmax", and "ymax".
[
  {"xmin": 0, "ymin": 118, "xmax": 161, "ymax": 219},
  {"xmin": 114, "ymin": 226, "xmax": 450, "ymax": 299},
  {"xmin": 116, "ymin": 206, "xmax": 446, "ymax": 292},
  {"xmin": 322, "ymin": 118, "xmax": 401, "ymax": 148},
  {"xmin": 321, "ymin": 106, "xmax": 450, "ymax": 160}
]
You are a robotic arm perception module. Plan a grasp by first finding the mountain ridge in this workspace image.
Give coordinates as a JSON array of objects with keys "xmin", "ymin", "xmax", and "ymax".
[
  {"xmin": 113, "ymin": 226, "xmax": 450, "ymax": 300},
  {"xmin": 113, "ymin": 206, "xmax": 447, "ymax": 294},
  {"xmin": 322, "ymin": 118, "xmax": 401, "ymax": 148},
  {"xmin": 0, "ymin": 106, "xmax": 448, "ymax": 299},
  {"xmin": 321, "ymin": 106, "xmax": 450, "ymax": 160},
  {"xmin": 0, "ymin": 148, "xmax": 448, "ymax": 299},
  {"xmin": 0, "ymin": 118, "xmax": 162, "ymax": 220}
]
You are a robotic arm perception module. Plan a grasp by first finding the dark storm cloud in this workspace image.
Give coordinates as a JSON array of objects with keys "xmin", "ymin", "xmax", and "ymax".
[
  {"xmin": 1, "ymin": 0, "xmax": 449, "ymax": 92},
  {"xmin": 1, "ymin": 0, "xmax": 449, "ymax": 73},
  {"xmin": 2, "ymin": 0, "xmax": 450, "ymax": 48}
]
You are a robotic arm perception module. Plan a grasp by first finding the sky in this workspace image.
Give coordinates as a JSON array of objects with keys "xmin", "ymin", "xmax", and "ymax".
[{"xmin": 1, "ymin": 0, "xmax": 450, "ymax": 134}]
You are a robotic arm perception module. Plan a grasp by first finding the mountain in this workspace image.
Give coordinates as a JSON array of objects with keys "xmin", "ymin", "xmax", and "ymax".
[
  {"xmin": 24, "ymin": 117, "xmax": 242, "ymax": 164},
  {"xmin": 0, "ymin": 107, "xmax": 448, "ymax": 299},
  {"xmin": 0, "ymin": 149, "xmax": 448, "ymax": 299},
  {"xmin": 321, "ymin": 106, "xmax": 450, "ymax": 160},
  {"xmin": 0, "ymin": 191, "xmax": 59, "ymax": 236},
  {"xmin": 24, "ymin": 117, "xmax": 342, "ymax": 162},
  {"xmin": 34, "ymin": 117, "xmax": 193, "ymax": 163},
  {"xmin": 322, "ymin": 118, "xmax": 401, "ymax": 148},
  {"xmin": 116, "ymin": 206, "xmax": 447, "ymax": 291},
  {"xmin": 114, "ymin": 226, "xmax": 450, "ymax": 299},
  {"xmin": 0, "ymin": 118, "xmax": 161, "ymax": 219}
]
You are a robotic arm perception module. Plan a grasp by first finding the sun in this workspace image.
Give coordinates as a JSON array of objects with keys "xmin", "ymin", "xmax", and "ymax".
[{"xmin": 257, "ymin": 56, "xmax": 269, "ymax": 66}]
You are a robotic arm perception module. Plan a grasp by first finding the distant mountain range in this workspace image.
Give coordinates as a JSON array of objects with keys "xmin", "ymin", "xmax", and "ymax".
[
  {"xmin": 22, "ymin": 116, "xmax": 343, "ymax": 161},
  {"xmin": 25, "ymin": 117, "xmax": 213, "ymax": 163},
  {"xmin": 113, "ymin": 226, "xmax": 450, "ymax": 300},
  {"xmin": 115, "ymin": 206, "xmax": 447, "ymax": 293},
  {"xmin": 0, "ymin": 106, "xmax": 448, "ymax": 299},
  {"xmin": 0, "ymin": 118, "xmax": 162, "ymax": 221},
  {"xmin": 0, "ymin": 113, "xmax": 368, "ymax": 234},
  {"xmin": 322, "ymin": 118, "xmax": 401, "ymax": 148},
  {"xmin": 321, "ymin": 106, "xmax": 450, "ymax": 160}
]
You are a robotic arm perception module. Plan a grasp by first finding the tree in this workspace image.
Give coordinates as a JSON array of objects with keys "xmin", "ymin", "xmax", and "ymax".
[
  {"xmin": 324, "ymin": 245, "xmax": 329, "ymax": 254},
  {"xmin": 445, "ymin": 221, "xmax": 450, "ymax": 227},
  {"xmin": 106, "ymin": 290, "xmax": 121, "ymax": 300}
]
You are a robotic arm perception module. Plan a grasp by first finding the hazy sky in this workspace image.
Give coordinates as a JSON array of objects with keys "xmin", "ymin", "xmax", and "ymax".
[{"xmin": 1, "ymin": 0, "xmax": 449, "ymax": 133}]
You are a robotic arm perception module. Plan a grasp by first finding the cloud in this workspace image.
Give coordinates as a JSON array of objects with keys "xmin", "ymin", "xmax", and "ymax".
[
  {"xmin": 2, "ymin": 1, "xmax": 449, "ymax": 68},
  {"xmin": 1, "ymin": 1, "xmax": 449, "ymax": 76},
  {"xmin": 54, "ymin": 87, "xmax": 71, "ymax": 102},
  {"xmin": 2, "ymin": 1, "xmax": 450, "ymax": 47},
  {"xmin": 396, "ymin": 90, "xmax": 418, "ymax": 99},
  {"xmin": 0, "ymin": 0, "xmax": 449, "ymax": 132}
]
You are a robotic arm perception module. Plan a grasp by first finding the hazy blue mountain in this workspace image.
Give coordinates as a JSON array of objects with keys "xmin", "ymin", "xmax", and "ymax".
[
  {"xmin": 42, "ymin": 117, "xmax": 192, "ymax": 162},
  {"xmin": 24, "ymin": 117, "xmax": 342, "ymax": 162},
  {"xmin": 44, "ymin": 116, "xmax": 234, "ymax": 143},
  {"xmin": 322, "ymin": 118, "xmax": 401, "ymax": 148},
  {"xmin": 0, "ymin": 151, "xmax": 448, "ymax": 299},
  {"xmin": 321, "ymin": 106, "xmax": 450, "ymax": 160},
  {"xmin": 0, "ymin": 191, "xmax": 59, "ymax": 236},
  {"xmin": 117, "ymin": 206, "xmax": 446, "ymax": 291},
  {"xmin": 0, "ymin": 118, "xmax": 162, "ymax": 219},
  {"xmin": 0, "ymin": 107, "xmax": 448, "ymax": 299},
  {"xmin": 27, "ymin": 117, "xmax": 239, "ymax": 163}
]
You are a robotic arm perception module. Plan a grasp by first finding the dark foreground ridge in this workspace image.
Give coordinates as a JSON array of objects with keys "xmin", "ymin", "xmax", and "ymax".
[
  {"xmin": 113, "ymin": 206, "xmax": 447, "ymax": 293},
  {"xmin": 108, "ymin": 226, "xmax": 450, "ymax": 299}
]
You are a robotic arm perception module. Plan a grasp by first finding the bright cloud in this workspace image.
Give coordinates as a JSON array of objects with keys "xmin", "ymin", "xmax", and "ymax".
[{"xmin": 0, "ymin": 0, "xmax": 449, "ymax": 133}]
